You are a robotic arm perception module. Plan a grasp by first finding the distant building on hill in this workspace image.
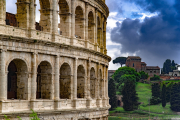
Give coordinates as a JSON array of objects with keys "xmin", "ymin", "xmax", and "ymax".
[{"xmin": 126, "ymin": 56, "xmax": 160, "ymax": 77}]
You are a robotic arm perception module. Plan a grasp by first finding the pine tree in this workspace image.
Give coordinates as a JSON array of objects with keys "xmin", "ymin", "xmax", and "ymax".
[
  {"xmin": 122, "ymin": 75, "xmax": 139, "ymax": 111},
  {"xmin": 162, "ymin": 84, "xmax": 166, "ymax": 107},
  {"xmin": 108, "ymin": 78, "xmax": 117, "ymax": 110},
  {"xmin": 170, "ymin": 83, "xmax": 180, "ymax": 112}
]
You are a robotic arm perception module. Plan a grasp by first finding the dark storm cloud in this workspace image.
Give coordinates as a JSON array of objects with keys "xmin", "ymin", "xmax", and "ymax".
[{"xmin": 110, "ymin": 0, "xmax": 180, "ymax": 66}]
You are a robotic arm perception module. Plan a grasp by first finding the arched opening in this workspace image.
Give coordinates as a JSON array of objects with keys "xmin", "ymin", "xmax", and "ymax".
[
  {"xmin": 88, "ymin": 11, "xmax": 94, "ymax": 43},
  {"xmin": 60, "ymin": 63, "xmax": 71, "ymax": 99},
  {"xmin": 36, "ymin": 61, "xmax": 52, "ymax": 99},
  {"xmin": 59, "ymin": 0, "xmax": 70, "ymax": 36},
  {"xmin": 7, "ymin": 59, "xmax": 28, "ymax": 100},
  {"xmin": 90, "ymin": 68, "xmax": 96, "ymax": 99},
  {"xmin": 75, "ymin": 6, "xmax": 84, "ymax": 39},
  {"xmin": 77, "ymin": 65, "xmax": 85, "ymax": 98},
  {"xmin": 37, "ymin": 0, "xmax": 51, "ymax": 32},
  {"xmin": 97, "ymin": 17, "xmax": 101, "ymax": 46},
  {"xmin": 99, "ymin": 69, "xmax": 103, "ymax": 98}
]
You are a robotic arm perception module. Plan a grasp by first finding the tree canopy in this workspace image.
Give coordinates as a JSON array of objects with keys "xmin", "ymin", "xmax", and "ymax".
[
  {"xmin": 112, "ymin": 66, "xmax": 141, "ymax": 83},
  {"xmin": 113, "ymin": 57, "xmax": 127, "ymax": 67},
  {"xmin": 139, "ymin": 71, "xmax": 149, "ymax": 80}
]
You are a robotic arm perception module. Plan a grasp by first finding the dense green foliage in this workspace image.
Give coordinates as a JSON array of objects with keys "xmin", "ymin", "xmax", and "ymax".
[
  {"xmin": 122, "ymin": 76, "xmax": 139, "ymax": 111},
  {"xmin": 162, "ymin": 59, "xmax": 177, "ymax": 74},
  {"xmin": 113, "ymin": 66, "xmax": 141, "ymax": 83},
  {"xmin": 108, "ymin": 78, "xmax": 117, "ymax": 110},
  {"xmin": 150, "ymin": 75, "xmax": 161, "ymax": 81},
  {"xmin": 170, "ymin": 83, "xmax": 180, "ymax": 112},
  {"xmin": 113, "ymin": 57, "xmax": 127, "ymax": 67},
  {"xmin": 139, "ymin": 71, "xmax": 149, "ymax": 80},
  {"xmin": 150, "ymin": 83, "xmax": 161, "ymax": 105},
  {"xmin": 162, "ymin": 83, "xmax": 166, "ymax": 107}
]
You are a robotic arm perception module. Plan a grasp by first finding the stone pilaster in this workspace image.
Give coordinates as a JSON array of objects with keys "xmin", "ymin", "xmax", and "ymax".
[
  {"xmin": 31, "ymin": 52, "xmax": 37, "ymax": 100},
  {"xmin": 0, "ymin": 0, "xmax": 6, "ymax": 25},
  {"xmin": 94, "ymin": 9, "xmax": 98, "ymax": 51},
  {"xmin": 85, "ymin": 3, "xmax": 89, "ymax": 40},
  {"xmin": 0, "ymin": 49, "xmax": 6, "ymax": 101},
  {"xmin": 96, "ymin": 63, "xmax": 101, "ymax": 107},
  {"xmin": 29, "ymin": 0, "xmax": 35, "ymax": 30},
  {"xmin": 54, "ymin": 55, "xmax": 60, "ymax": 100},
  {"xmin": 71, "ymin": 0, "xmax": 76, "ymax": 42},
  {"xmin": 73, "ymin": 58, "xmax": 78, "ymax": 99},
  {"xmin": 16, "ymin": 1, "xmax": 30, "ymax": 28},
  {"xmin": 52, "ymin": 0, "xmax": 58, "ymax": 35},
  {"xmin": 87, "ymin": 58, "xmax": 91, "ymax": 99}
]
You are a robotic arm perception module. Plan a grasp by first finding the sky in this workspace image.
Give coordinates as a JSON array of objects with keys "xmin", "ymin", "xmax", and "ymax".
[
  {"xmin": 105, "ymin": 0, "xmax": 180, "ymax": 70},
  {"xmin": 6, "ymin": 0, "xmax": 180, "ymax": 70}
]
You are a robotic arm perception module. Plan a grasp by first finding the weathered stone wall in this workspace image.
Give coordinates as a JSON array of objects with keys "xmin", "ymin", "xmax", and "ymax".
[{"xmin": 0, "ymin": 0, "xmax": 110, "ymax": 119}]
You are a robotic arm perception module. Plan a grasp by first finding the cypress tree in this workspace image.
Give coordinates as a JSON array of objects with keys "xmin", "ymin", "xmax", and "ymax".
[
  {"xmin": 170, "ymin": 83, "xmax": 180, "ymax": 112},
  {"xmin": 122, "ymin": 75, "xmax": 139, "ymax": 111},
  {"xmin": 162, "ymin": 84, "xmax": 166, "ymax": 107},
  {"xmin": 150, "ymin": 83, "xmax": 161, "ymax": 105},
  {"xmin": 108, "ymin": 78, "xmax": 117, "ymax": 110}
]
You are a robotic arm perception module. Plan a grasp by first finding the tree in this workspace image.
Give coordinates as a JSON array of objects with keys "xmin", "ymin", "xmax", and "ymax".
[
  {"xmin": 150, "ymin": 74, "xmax": 161, "ymax": 81},
  {"xmin": 122, "ymin": 75, "xmax": 139, "ymax": 111},
  {"xmin": 150, "ymin": 83, "xmax": 161, "ymax": 105},
  {"xmin": 171, "ymin": 60, "xmax": 176, "ymax": 71},
  {"xmin": 108, "ymin": 78, "xmax": 117, "ymax": 110},
  {"xmin": 162, "ymin": 83, "xmax": 166, "ymax": 107},
  {"xmin": 139, "ymin": 71, "xmax": 149, "ymax": 80},
  {"xmin": 112, "ymin": 66, "xmax": 141, "ymax": 83},
  {"xmin": 166, "ymin": 82, "xmax": 173, "ymax": 102},
  {"xmin": 113, "ymin": 57, "xmax": 127, "ymax": 67},
  {"xmin": 162, "ymin": 59, "xmax": 172, "ymax": 74},
  {"xmin": 170, "ymin": 83, "xmax": 180, "ymax": 112}
]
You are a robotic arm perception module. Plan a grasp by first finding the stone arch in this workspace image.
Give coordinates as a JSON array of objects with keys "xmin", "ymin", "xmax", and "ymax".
[
  {"xmin": 77, "ymin": 65, "xmax": 85, "ymax": 98},
  {"xmin": 88, "ymin": 11, "xmax": 95, "ymax": 43},
  {"xmin": 99, "ymin": 69, "xmax": 103, "ymax": 98},
  {"xmin": 58, "ymin": 0, "xmax": 70, "ymax": 36},
  {"xmin": 90, "ymin": 67, "xmax": 96, "ymax": 99},
  {"xmin": 36, "ymin": 61, "xmax": 52, "ymax": 99},
  {"xmin": 6, "ymin": 56, "xmax": 30, "ymax": 73},
  {"xmin": 60, "ymin": 62, "xmax": 71, "ymax": 99},
  {"xmin": 75, "ymin": 6, "xmax": 85, "ymax": 39},
  {"xmin": 7, "ymin": 59, "xmax": 28, "ymax": 100},
  {"xmin": 97, "ymin": 16, "xmax": 101, "ymax": 46}
]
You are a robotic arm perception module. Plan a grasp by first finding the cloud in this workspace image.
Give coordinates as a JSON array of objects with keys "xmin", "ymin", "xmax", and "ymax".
[{"xmin": 108, "ymin": 0, "xmax": 180, "ymax": 68}]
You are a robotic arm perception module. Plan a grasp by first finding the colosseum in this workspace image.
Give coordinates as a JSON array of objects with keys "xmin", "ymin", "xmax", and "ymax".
[{"xmin": 0, "ymin": 0, "xmax": 110, "ymax": 119}]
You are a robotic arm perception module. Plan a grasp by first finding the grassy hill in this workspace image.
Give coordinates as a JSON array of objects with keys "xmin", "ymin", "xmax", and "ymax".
[{"xmin": 109, "ymin": 82, "xmax": 178, "ymax": 119}]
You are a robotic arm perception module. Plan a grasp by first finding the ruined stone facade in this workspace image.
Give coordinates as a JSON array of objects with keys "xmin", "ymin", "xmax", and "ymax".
[{"xmin": 0, "ymin": 0, "xmax": 110, "ymax": 119}]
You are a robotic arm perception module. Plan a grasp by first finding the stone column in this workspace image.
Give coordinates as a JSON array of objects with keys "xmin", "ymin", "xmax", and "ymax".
[
  {"xmin": 31, "ymin": 52, "xmax": 37, "ymax": 100},
  {"xmin": 103, "ymin": 65, "xmax": 106, "ymax": 99},
  {"xmin": 71, "ymin": 0, "xmax": 76, "ymax": 41},
  {"xmin": 54, "ymin": 55, "xmax": 60, "ymax": 100},
  {"xmin": 16, "ymin": 1, "xmax": 30, "ymax": 28},
  {"xmin": 94, "ymin": 9, "xmax": 98, "ymax": 50},
  {"xmin": 52, "ymin": 0, "xmax": 58, "ymax": 35},
  {"xmin": 0, "ymin": 0, "xmax": 6, "ymax": 25},
  {"xmin": 87, "ymin": 58, "xmax": 91, "ymax": 99},
  {"xmin": 85, "ymin": 3, "xmax": 89, "ymax": 40},
  {"xmin": 97, "ymin": 63, "xmax": 100, "ymax": 99},
  {"xmin": 73, "ymin": 58, "xmax": 78, "ymax": 99},
  {"xmin": 0, "ymin": 49, "xmax": 6, "ymax": 100},
  {"xmin": 29, "ymin": 0, "xmax": 35, "ymax": 29},
  {"xmin": 104, "ymin": 20, "xmax": 107, "ymax": 54}
]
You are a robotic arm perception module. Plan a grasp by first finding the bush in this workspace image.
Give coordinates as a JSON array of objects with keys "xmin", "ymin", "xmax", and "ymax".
[{"xmin": 150, "ymin": 75, "xmax": 161, "ymax": 81}]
